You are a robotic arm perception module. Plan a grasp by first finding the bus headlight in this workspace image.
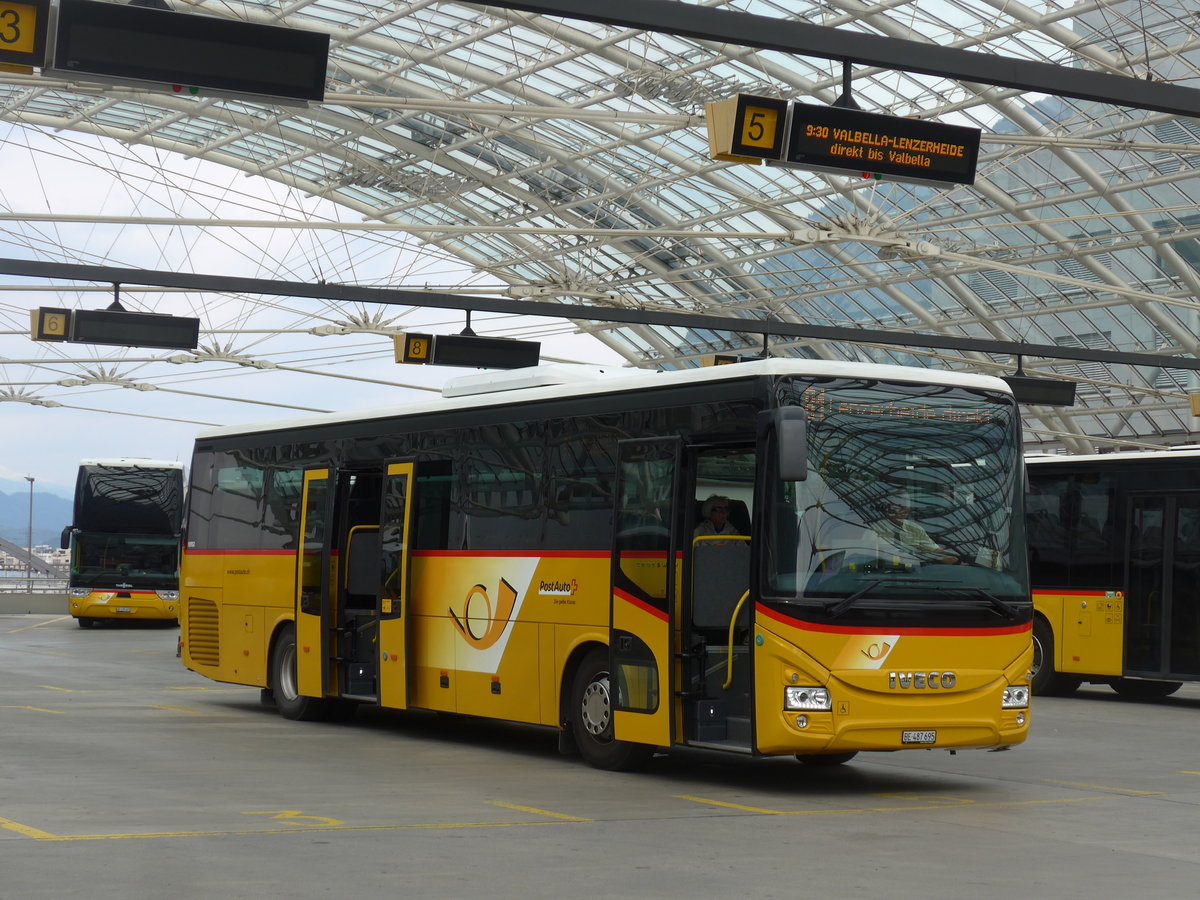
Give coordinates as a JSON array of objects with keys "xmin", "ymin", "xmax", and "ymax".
[
  {"xmin": 1002, "ymin": 686, "xmax": 1030, "ymax": 709},
  {"xmin": 156, "ymin": 590, "xmax": 179, "ymax": 601},
  {"xmin": 68, "ymin": 588, "xmax": 91, "ymax": 599},
  {"xmin": 785, "ymin": 686, "xmax": 831, "ymax": 711}
]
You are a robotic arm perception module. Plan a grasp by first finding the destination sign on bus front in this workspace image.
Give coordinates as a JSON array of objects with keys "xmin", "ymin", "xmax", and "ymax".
[{"xmin": 784, "ymin": 102, "xmax": 981, "ymax": 186}]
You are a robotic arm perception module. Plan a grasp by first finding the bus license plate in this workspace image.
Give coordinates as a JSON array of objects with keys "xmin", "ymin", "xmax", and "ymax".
[
  {"xmin": 116, "ymin": 607, "xmax": 133, "ymax": 613},
  {"xmin": 902, "ymin": 730, "xmax": 936, "ymax": 745}
]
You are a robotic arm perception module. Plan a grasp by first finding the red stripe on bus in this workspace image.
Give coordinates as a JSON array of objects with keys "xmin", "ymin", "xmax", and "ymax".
[
  {"xmin": 614, "ymin": 586, "xmax": 669, "ymax": 622},
  {"xmin": 183, "ymin": 548, "xmax": 294, "ymax": 556},
  {"xmin": 412, "ymin": 549, "xmax": 610, "ymax": 559},
  {"xmin": 756, "ymin": 602, "xmax": 1031, "ymax": 636},
  {"xmin": 1032, "ymin": 589, "xmax": 1116, "ymax": 597}
]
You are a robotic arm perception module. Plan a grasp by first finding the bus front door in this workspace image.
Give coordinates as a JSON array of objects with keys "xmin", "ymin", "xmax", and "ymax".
[
  {"xmin": 1128, "ymin": 493, "xmax": 1200, "ymax": 680},
  {"xmin": 610, "ymin": 438, "xmax": 680, "ymax": 750},
  {"xmin": 295, "ymin": 469, "xmax": 332, "ymax": 700},
  {"xmin": 377, "ymin": 462, "xmax": 414, "ymax": 709}
]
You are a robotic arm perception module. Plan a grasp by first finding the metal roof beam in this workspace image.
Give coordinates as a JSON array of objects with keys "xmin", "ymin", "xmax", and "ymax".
[
  {"xmin": 467, "ymin": 0, "xmax": 1200, "ymax": 118},
  {"xmin": 5, "ymin": 256, "xmax": 1200, "ymax": 373}
]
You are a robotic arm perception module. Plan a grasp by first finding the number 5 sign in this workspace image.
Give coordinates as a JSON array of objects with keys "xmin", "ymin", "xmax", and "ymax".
[{"xmin": 0, "ymin": 0, "xmax": 49, "ymax": 68}]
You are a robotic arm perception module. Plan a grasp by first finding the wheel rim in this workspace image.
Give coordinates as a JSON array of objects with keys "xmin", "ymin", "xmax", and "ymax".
[
  {"xmin": 1031, "ymin": 632, "xmax": 1044, "ymax": 680},
  {"xmin": 277, "ymin": 642, "xmax": 299, "ymax": 701},
  {"xmin": 580, "ymin": 672, "xmax": 611, "ymax": 739}
]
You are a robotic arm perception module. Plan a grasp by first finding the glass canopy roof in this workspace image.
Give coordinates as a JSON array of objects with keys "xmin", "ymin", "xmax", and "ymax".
[{"xmin": 2, "ymin": 0, "xmax": 1200, "ymax": 453}]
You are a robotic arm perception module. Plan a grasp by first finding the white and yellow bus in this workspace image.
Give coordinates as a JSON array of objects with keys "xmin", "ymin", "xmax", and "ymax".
[
  {"xmin": 179, "ymin": 360, "xmax": 1031, "ymax": 769},
  {"xmin": 1027, "ymin": 449, "xmax": 1200, "ymax": 698},
  {"xmin": 62, "ymin": 458, "xmax": 184, "ymax": 627}
]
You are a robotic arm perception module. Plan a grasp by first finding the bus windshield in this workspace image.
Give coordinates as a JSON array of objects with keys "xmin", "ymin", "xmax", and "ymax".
[
  {"xmin": 70, "ymin": 532, "xmax": 180, "ymax": 588},
  {"xmin": 764, "ymin": 379, "xmax": 1028, "ymax": 625}
]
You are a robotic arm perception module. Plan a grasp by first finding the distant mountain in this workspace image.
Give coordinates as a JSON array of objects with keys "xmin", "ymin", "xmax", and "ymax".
[{"xmin": 0, "ymin": 487, "xmax": 73, "ymax": 548}]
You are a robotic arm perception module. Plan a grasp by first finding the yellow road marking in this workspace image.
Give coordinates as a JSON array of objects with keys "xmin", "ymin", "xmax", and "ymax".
[
  {"xmin": 151, "ymin": 705, "xmax": 203, "ymax": 715},
  {"xmin": 39, "ymin": 685, "xmax": 83, "ymax": 693},
  {"xmin": 1179, "ymin": 771, "xmax": 1200, "ymax": 776},
  {"xmin": 1042, "ymin": 779, "xmax": 1165, "ymax": 796},
  {"xmin": 486, "ymin": 801, "xmax": 593, "ymax": 822},
  {"xmin": 0, "ymin": 705, "xmax": 64, "ymax": 714},
  {"xmin": 678, "ymin": 795, "xmax": 1103, "ymax": 815},
  {"xmin": 0, "ymin": 819, "xmax": 573, "ymax": 842},
  {"xmin": 0, "ymin": 817, "xmax": 60, "ymax": 840},
  {"xmin": 2, "ymin": 616, "xmax": 70, "ymax": 634}
]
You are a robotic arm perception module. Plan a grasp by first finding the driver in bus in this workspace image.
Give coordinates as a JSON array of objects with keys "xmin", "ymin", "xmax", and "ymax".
[
  {"xmin": 695, "ymin": 495, "xmax": 741, "ymax": 538},
  {"xmin": 876, "ymin": 493, "xmax": 958, "ymax": 565}
]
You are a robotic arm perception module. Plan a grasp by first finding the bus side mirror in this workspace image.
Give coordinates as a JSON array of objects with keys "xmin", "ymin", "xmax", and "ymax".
[
  {"xmin": 60, "ymin": 526, "xmax": 74, "ymax": 550},
  {"xmin": 762, "ymin": 408, "xmax": 808, "ymax": 481}
]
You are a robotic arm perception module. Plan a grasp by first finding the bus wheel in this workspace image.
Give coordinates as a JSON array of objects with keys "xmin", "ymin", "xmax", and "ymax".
[
  {"xmin": 795, "ymin": 752, "xmax": 857, "ymax": 766},
  {"xmin": 1111, "ymin": 679, "xmax": 1183, "ymax": 699},
  {"xmin": 270, "ymin": 623, "xmax": 333, "ymax": 721},
  {"xmin": 76, "ymin": 617, "xmax": 97, "ymax": 629},
  {"xmin": 570, "ymin": 648, "xmax": 653, "ymax": 771},
  {"xmin": 1031, "ymin": 617, "xmax": 1081, "ymax": 696}
]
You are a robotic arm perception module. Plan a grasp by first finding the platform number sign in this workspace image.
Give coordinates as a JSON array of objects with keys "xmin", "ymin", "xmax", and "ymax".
[
  {"xmin": 30, "ymin": 307, "xmax": 71, "ymax": 342},
  {"xmin": 397, "ymin": 332, "xmax": 434, "ymax": 364},
  {"xmin": 0, "ymin": 0, "xmax": 48, "ymax": 67}
]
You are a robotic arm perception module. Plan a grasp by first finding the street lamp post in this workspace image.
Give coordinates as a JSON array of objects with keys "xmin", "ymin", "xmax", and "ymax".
[{"xmin": 25, "ymin": 475, "xmax": 34, "ymax": 592}]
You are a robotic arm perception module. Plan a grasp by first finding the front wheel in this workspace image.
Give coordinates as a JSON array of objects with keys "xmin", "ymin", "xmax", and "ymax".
[
  {"xmin": 270, "ymin": 623, "xmax": 336, "ymax": 721},
  {"xmin": 1031, "ymin": 617, "xmax": 1081, "ymax": 696},
  {"xmin": 570, "ymin": 648, "xmax": 653, "ymax": 771}
]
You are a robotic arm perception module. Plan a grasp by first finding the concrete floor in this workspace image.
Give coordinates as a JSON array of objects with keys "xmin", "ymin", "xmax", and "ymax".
[{"xmin": 3, "ymin": 611, "xmax": 1200, "ymax": 899}]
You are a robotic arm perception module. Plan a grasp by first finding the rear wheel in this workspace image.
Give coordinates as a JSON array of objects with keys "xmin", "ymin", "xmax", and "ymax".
[
  {"xmin": 270, "ymin": 623, "xmax": 336, "ymax": 721},
  {"xmin": 1031, "ymin": 617, "xmax": 1081, "ymax": 696},
  {"xmin": 1111, "ymin": 678, "xmax": 1182, "ymax": 699},
  {"xmin": 570, "ymin": 648, "xmax": 653, "ymax": 771}
]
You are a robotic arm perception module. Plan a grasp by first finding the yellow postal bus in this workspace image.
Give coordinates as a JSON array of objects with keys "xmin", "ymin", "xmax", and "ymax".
[
  {"xmin": 62, "ymin": 458, "xmax": 184, "ymax": 627},
  {"xmin": 1027, "ymin": 449, "xmax": 1200, "ymax": 698},
  {"xmin": 179, "ymin": 360, "xmax": 1031, "ymax": 769}
]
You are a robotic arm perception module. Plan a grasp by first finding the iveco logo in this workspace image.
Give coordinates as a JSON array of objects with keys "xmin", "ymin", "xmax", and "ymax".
[{"xmin": 889, "ymin": 671, "xmax": 956, "ymax": 689}]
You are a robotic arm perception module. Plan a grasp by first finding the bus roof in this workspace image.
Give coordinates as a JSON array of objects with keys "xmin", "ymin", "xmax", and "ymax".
[
  {"xmin": 79, "ymin": 458, "xmax": 185, "ymax": 470},
  {"xmin": 197, "ymin": 358, "xmax": 1014, "ymax": 441},
  {"xmin": 1026, "ymin": 448, "xmax": 1200, "ymax": 465}
]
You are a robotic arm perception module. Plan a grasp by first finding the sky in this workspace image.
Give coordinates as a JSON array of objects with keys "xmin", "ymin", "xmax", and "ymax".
[{"xmin": 0, "ymin": 123, "xmax": 627, "ymax": 496}]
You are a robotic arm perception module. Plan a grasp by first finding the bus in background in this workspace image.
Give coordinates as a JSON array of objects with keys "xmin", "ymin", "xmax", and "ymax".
[
  {"xmin": 1027, "ymin": 449, "xmax": 1200, "ymax": 698},
  {"xmin": 179, "ymin": 360, "xmax": 1031, "ymax": 770},
  {"xmin": 62, "ymin": 458, "xmax": 185, "ymax": 628}
]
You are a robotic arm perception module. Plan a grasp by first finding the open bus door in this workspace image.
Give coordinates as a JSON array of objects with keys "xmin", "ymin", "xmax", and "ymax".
[
  {"xmin": 377, "ymin": 461, "xmax": 414, "ymax": 709},
  {"xmin": 294, "ymin": 464, "xmax": 415, "ymax": 707},
  {"xmin": 610, "ymin": 438, "xmax": 680, "ymax": 751},
  {"xmin": 295, "ymin": 469, "xmax": 332, "ymax": 700}
]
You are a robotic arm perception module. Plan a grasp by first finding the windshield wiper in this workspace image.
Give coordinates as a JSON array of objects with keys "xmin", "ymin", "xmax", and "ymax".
[
  {"xmin": 965, "ymin": 587, "xmax": 1021, "ymax": 620},
  {"xmin": 824, "ymin": 580, "xmax": 884, "ymax": 618}
]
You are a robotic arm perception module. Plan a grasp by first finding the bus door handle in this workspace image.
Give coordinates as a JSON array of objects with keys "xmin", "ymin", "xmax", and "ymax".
[{"xmin": 722, "ymin": 591, "xmax": 751, "ymax": 690}]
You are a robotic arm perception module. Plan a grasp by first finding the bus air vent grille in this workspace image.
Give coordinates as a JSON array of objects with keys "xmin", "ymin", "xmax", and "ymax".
[{"xmin": 188, "ymin": 598, "xmax": 220, "ymax": 667}]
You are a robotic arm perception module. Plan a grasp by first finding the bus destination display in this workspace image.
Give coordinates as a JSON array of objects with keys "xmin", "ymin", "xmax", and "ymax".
[{"xmin": 786, "ymin": 102, "xmax": 981, "ymax": 185}]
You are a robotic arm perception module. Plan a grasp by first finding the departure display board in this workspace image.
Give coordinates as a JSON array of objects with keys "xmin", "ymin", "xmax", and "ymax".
[
  {"xmin": 785, "ymin": 102, "xmax": 981, "ymax": 185},
  {"xmin": 49, "ymin": 0, "xmax": 329, "ymax": 103},
  {"xmin": 395, "ymin": 332, "xmax": 541, "ymax": 369},
  {"xmin": 71, "ymin": 309, "xmax": 200, "ymax": 350}
]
